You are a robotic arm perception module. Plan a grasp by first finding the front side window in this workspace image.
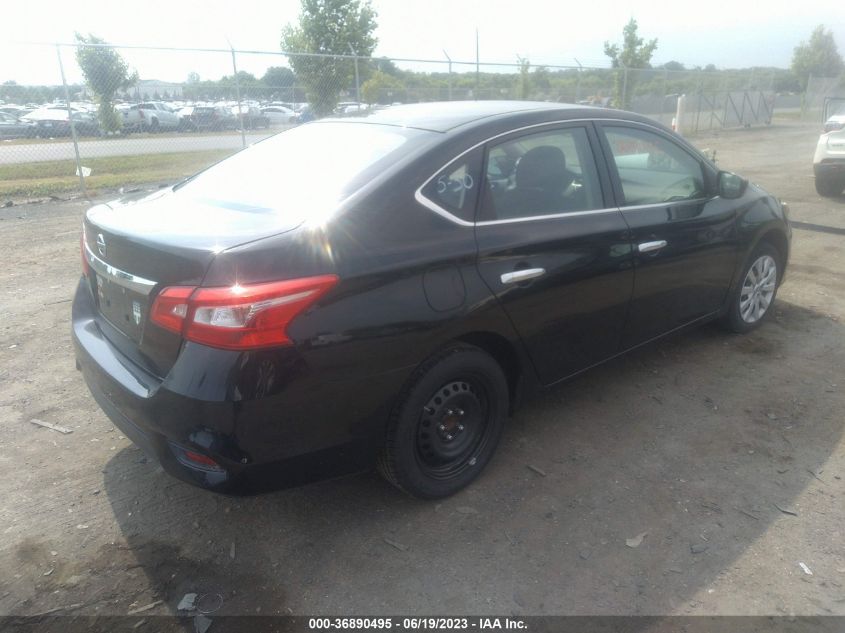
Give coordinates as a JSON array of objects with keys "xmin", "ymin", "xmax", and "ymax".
[
  {"xmin": 603, "ymin": 126, "xmax": 706, "ymax": 206},
  {"xmin": 480, "ymin": 126, "xmax": 603, "ymax": 221}
]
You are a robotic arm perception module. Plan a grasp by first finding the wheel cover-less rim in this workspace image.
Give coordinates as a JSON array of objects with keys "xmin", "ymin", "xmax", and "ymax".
[
  {"xmin": 740, "ymin": 254, "xmax": 777, "ymax": 323},
  {"xmin": 416, "ymin": 378, "xmax": 490, "ymax": 479}
]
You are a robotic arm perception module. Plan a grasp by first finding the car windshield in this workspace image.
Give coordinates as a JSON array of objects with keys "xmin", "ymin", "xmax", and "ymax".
[{"xmin": 174, "ymin": 121, "xmax": 432, "ymax": 218}]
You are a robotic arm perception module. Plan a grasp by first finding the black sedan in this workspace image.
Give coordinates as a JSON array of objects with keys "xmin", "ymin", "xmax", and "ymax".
[
  {"xmin": 0, "ymin": 111, "xmax": 37, "ymax": 139},
  {"xmin": 72, "ymin": 102, "xmax": 791, "ymax": 498},
  {"xmin": 24, "ymin": 108, "xmax": 101, "ymax": 137}
]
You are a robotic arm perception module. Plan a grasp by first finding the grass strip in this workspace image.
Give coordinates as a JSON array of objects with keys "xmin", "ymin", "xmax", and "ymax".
[{"xmin": 0, "ymin": 149, "xmax": 234, "ymax": 198}]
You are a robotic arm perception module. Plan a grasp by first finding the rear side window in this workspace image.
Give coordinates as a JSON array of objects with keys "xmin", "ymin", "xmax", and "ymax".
[
  {"xmin": 603, "ymin": 126, "xmax": 705, "ymax": 206},
  {"xmin": 480, "ymin": 126, "xmax": 603, "ymax": 221},
  {"xmin": 176, "ymin": 121, "xmax": 432, "ymax": 218},
  {"xmin": 420, "ymin": 149, "xmax": 483, "ymax": 222}
]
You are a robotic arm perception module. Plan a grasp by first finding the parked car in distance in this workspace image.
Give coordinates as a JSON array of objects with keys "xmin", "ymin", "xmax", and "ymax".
[
  {"xmin": 231, "ymin": 105, "xmax": 270, "ymax": 130},
  {"xmin": 0, "ymin": 105, "xmax": 34, "ymax": 119},
  {"xmin": 187, "ymin": 105, "xmax": 236, "ymax": 131},
  {"xmin": 261, "ymin": 105, "xmax": 297, "ymax": 125},
  {"xmin": 73, "ymin": 101, "xmax": 791, "ymax": 498},
  {"xmin": 293, "ymin": 106, "xmax": 314, "ymax": 123},
  {"xmin": 334, "ymin": 102, "xmax": 370, "ymax": 116},
  {"xmin": 121, "ymin": 102, "xmax": 181, "ymax": 133},
  {"xmin": 814, "ymin": 124, "xmax": 845, "ymax": 196},
  {"xmin": 23, "ymin": 108, "xmax": 100, "ymax": 137},
  {"xmin": 176, "ymin": 106, "xmax": 197, "ymax": 131},
  {"xmin": 0, "ymin": 111, "xmax": 37, "ymax": 139}
]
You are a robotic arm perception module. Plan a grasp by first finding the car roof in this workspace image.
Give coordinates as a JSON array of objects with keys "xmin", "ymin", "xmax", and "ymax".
[{"xmin": 345, "ymin": 101, "xmax": 587, "ymax": 133}]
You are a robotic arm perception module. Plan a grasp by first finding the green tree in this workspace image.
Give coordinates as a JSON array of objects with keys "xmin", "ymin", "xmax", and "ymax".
[
  {"xmin": 374, "ymin": 56, "xmax": 402, "ymax": 76},
  {"xmin": 262, "ymin": 66, "xmax": 296, "ymax": 88},
  {"xmin": 281, "ymin": 0, "xmax": 378, "ymax": 116},
  {"xmin": 791, "ymin": 25, "xmax": 844, "ymax": 89},
  {"xmin": 661, "ymin": 60, "xmax": 685, "ymax": 71},
  {"xmin": 603, "ymin": 18, "xmax": 658, "ymax": 107},
  {"xmin": 74, "ymin": 33, "xmax": 138, "ymax": 133},
  {"xmin": 533, "ymin": 66, "xmax": 551, "ymax": 95},
  {"xmin": 361, "ymin": 70, "xmax": 403, "ymax": 104}
]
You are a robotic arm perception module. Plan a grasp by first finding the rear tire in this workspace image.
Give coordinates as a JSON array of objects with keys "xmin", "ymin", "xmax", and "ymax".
[
  {"xmin": 378, "ymin": 345, "xmax": 509, "ymax": 499},
  {"xmin": 721, "ymin": 242, "xmax": 781, "ymax": 334},
  {"xmin": 815, "ymin": 174, "xmax": 843, "ymax": 197}
]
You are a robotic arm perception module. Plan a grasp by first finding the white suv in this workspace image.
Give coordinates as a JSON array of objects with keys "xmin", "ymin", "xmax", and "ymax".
[{"xmin": 814, "ymin": 126, "xmax": 845, "ymax": 197}]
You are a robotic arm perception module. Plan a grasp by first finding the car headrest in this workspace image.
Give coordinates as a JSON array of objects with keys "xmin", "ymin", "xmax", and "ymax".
[{"xmin": 515, "ymin": 146, "xmax": 567, "ymax": 191}]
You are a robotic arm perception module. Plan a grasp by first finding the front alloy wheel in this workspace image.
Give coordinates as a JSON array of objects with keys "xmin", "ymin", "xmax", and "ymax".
[
  {"xmin": 723, "ymin": 242, "xmax": 781, "ymax": 333},
  {"xmin": 739, "ymin": 254, "xmax": 777, "ymax": 324}
]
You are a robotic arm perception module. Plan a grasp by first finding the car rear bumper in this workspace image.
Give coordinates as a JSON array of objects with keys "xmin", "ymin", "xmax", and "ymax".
[{"xmin": 71, "ymin": 277, "xmax": 410, "ymax": 494}]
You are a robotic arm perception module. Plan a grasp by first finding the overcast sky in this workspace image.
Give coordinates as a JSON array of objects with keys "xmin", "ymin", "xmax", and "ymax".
[{"xmin": 1, "ymin": 0, "xmax": 843, "ymax": 86}]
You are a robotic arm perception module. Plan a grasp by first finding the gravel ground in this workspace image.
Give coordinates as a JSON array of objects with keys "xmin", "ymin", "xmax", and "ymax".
[{"xmin": 0, "ymin": 119, "xmax": 843, "ymax": 619}]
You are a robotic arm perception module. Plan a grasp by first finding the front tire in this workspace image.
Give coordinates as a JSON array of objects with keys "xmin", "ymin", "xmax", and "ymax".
[
  {"xmin": 378, "ymin": 345, "xmax": 509, "ymax": 499},
  {"xmin": 722, "ymin": 243, "xmax": 781, "ymax": 333}
]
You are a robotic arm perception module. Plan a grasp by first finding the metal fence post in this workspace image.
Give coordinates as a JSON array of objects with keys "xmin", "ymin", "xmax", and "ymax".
[
  {"xmin": 56, "ymin": 44, "xmax": 87, "ymax": 198},
  {"xmin": 443, "ymin": 50, "xmax": 452, "ymax": 100},
  {"xmin": 574, "ymin": 58, "xmax": 583, "ymax": 103},
  {"xmin": 229, "ymin": 43, "xmax": 246, "ymax": 149},
  {"xmin": 802, "ymin": 75, "xmax": 812, "ymax": 118},
  {"xmin": 621, "ymin": 64, "xmax": 628, "ymax": 108},
  {"xmin": 475, "ymin": 29, "xmax": 480, "ymax": 99},
  {"xmin": 348, "ymin": 44, "xmax": 361, "ymax": 104}
]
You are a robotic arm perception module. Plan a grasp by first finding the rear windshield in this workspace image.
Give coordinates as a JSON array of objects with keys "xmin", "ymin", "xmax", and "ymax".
[{"xmin": 174, "ymin": 121, "xmax": 431, "ymax": 217}]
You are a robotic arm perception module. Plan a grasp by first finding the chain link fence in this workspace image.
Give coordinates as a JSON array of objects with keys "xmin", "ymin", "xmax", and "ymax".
[
  {"xmin": 804, "ymin": 74, "xmax": 845, "ymax": 122},
  {"xmin": 0, "ymin": 41, "xmax": 782, "ymax": 199}
]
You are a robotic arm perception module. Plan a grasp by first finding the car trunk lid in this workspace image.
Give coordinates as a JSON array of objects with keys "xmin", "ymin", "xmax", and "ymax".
[{"xmin": 83, "ymin": 187, "xmax": 304, "ymax": 377}]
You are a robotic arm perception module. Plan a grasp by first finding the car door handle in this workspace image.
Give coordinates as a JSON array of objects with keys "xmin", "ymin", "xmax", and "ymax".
[
  {"xmin": 500, "ymin": 268, "xmax": 546, "ymax": 284},
  {"xmin": 638, "ymin": 240, "xmax": 668, "ymax": 253}
]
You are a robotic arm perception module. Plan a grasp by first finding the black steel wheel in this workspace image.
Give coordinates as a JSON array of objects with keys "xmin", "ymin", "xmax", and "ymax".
[{"xmin": 378, "ymin": 345, "xmax": 508, "ymax": 498}]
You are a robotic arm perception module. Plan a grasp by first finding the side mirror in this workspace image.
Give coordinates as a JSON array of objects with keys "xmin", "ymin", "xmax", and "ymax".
[{"xmin": 718, "ymin": 171, "xmax": 748, "ymax": 199}]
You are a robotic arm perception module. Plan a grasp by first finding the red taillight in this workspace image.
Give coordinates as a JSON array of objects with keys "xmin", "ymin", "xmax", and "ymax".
[
  {"xmin": 183, "ymin": 450, "xmax": 221, "ymax": 469},
  {"xmin": 150, "ymin": 275, "xmax": 338, "ymax": 350},
  {"xmin": 150, "ymin": 286, "xmax": 193, "ymax": 334}
]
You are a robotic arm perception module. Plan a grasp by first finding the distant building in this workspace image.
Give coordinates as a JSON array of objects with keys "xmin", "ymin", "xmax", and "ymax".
[{"xmin": 132, "ymin": 80, "xmax": 184, "ymax": 100}]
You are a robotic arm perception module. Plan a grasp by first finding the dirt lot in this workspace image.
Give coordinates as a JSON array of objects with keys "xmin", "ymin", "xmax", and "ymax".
[{"xmin": 1, "ymin": 119, "xmax": 843, "ymax": 621}]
